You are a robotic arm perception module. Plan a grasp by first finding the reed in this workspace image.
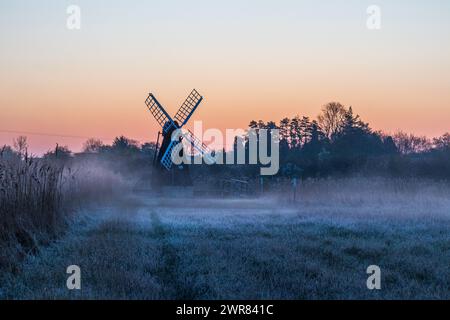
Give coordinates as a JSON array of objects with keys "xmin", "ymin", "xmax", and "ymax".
[{"xmin": 0, "ymin": 155, "xmax": 126, "ymax": 272}]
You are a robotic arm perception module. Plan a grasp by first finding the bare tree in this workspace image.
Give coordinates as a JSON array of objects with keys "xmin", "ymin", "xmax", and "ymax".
[
  {"xmin": 433, "ymin": 133, "xmax": 450, "ymax": 150},
  {"xmin": 13, "ymin": 136, "xmax": 28, "ymax": 159},
  {"xmin": 393, "ymin": 131, "xmax": 431, "ymax": 154},
  {"xmin": 83, "ymin": 138, "xmax": 104, "ymax": 153},
  {"xmin": 318, "ymin": 102, "xmax": 347, "ymax": 139}
]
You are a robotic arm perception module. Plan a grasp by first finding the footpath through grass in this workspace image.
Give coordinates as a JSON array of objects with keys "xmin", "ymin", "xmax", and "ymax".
[{"xmin": 1, "ymin": 195, "xmax": 449, "ymax": 299}]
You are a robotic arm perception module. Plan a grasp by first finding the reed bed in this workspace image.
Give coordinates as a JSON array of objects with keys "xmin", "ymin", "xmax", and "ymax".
[{"xmin": 0, "ymin": 156, "xmax": 126, "ymax": 272}]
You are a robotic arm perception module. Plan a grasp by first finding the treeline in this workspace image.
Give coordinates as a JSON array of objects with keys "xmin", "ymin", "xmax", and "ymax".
[
  {"xmin": 2, "ymin": 102, "xmax": 449, "ymax": 180},
  {"xmin": 243, "ymin": 102, "xmax": 450, "ymax": 179},
  {"xmin": 1, "ymin": 136, "xmax": 156, "ymax": 178}
]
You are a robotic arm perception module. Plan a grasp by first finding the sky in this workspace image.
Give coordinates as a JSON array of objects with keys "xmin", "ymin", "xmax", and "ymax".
[{"xmin": 1, "ymin": 0, "xmax": 450, "ymax": 154}]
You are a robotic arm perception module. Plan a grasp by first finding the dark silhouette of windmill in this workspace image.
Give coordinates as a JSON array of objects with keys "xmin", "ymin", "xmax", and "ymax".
[{"xmin": 145, "ymin": 89, "xmax": 213, "ymax": 186}]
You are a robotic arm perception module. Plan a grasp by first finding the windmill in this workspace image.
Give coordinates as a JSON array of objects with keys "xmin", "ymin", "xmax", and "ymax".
[{"xmin": 145, "ymin": 89, "xmax": 214, "ymax": 184}]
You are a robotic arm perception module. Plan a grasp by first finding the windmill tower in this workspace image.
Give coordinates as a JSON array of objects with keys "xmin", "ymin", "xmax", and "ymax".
[{"xmin": 145, "ymin": 89, "xmax": 214, "ymax": 186}]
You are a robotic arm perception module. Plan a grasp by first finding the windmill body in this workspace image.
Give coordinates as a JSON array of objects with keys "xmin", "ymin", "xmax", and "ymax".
[{"xmin": 145, "ymin": 89, "xmax": 213, "ymax": 186}]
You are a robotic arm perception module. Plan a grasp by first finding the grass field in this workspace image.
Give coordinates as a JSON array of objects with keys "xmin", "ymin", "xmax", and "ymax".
[{"xmin": 1, "ymin": 178, "xmax": 449, "ymax": 299}]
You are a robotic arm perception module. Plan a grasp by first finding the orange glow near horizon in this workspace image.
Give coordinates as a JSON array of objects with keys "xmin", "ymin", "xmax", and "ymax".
[{"xmin": 1, "ymin": 1, "xmax": 449, "ymax": 154}]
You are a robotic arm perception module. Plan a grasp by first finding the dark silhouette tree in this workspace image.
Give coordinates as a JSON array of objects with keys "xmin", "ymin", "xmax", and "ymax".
[
  {"xmin": 13, "ymin": 136, "xmax": 28, "ymax": 159},
  {"xmin": 318, "ymin": 102, "xmax": 346, "ymax": 140},
  {"xmin": 44, "ymin": 145, "xmax": 72, "ymax": 161},
  {"xmin": 111, "ymin": 136, "xmax": 140, "ymax": 155},
  {"xmin": 393, "ymin": 132, "xmax": 431, "ymax": 154},
  {"xmin": 433, "ymin": 133, "xmax": 450, "ymax": 151},
  {"xmin": 289, "ymin": 116, "xmax": 301, "ymax": 149},
  {"xmin": 83, "ymin": 138, "xmax": 104, "ymax": 153}
]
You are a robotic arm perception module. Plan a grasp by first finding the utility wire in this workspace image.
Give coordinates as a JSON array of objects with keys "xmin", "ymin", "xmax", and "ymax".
[
  {"xmin": 0, "ymin": 129, "xmax": 113, "ymax": 141},
  {"xmin": 0, "ymin": 129, "xmax": 145, "ymax": 143}
]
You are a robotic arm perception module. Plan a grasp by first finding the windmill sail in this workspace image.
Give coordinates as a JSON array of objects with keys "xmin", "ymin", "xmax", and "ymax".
[
  {"xmin": 183, "ymin": 129, "xmax": 215, "ymax": 165},
  {"xmin": 145, "ymin": 89, "xmax": 210, "ymax": 171},
  {"xmin": 160, "ymin": 140, "xmax": 180, "ymax": 170},
  {"xmin": 159, "ymin": 129, "xmax": 214, "ymax": 170},
  {"xmin": 173, "ymin": 89, "xmax": 203, "ymax": 127},
  {"xmin": 159, "ymin": 129, "xmax": 184, "ymax": 170},
  {"xmin": 145, "ymin": 93, "xmax": 177, "ymax": 134}
]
